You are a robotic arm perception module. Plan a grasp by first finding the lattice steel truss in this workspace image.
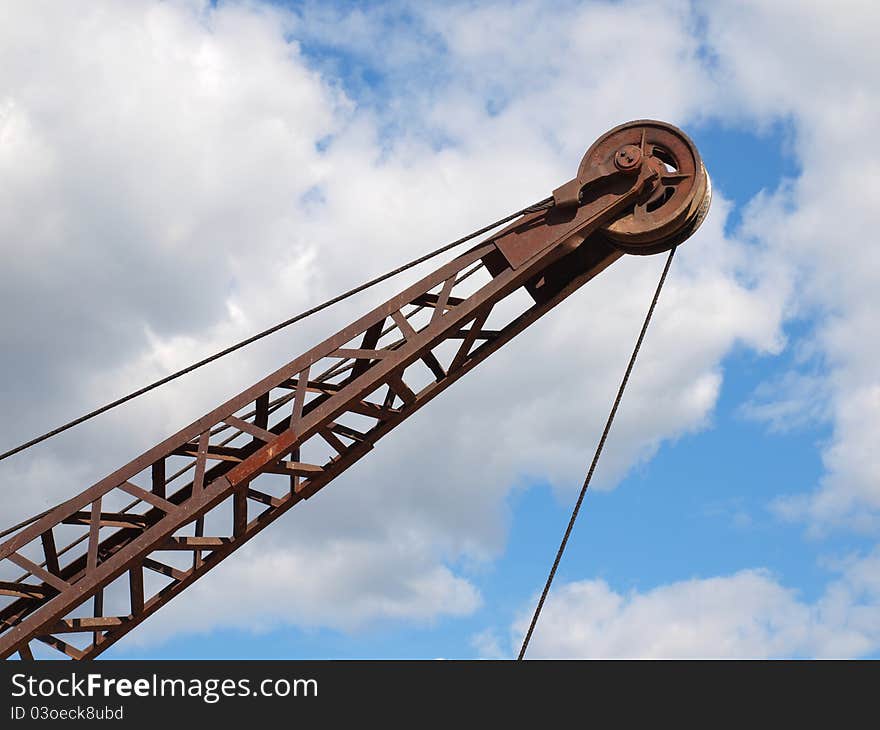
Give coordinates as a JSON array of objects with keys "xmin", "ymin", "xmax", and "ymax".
[{"xmin": 0, "ymin": 120, "xmax": 710, "ymax": 659}]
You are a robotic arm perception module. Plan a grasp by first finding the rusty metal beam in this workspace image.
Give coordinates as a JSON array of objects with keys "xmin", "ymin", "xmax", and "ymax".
[{"xmin": 0, "ymin": 120, "xmax": 710, "ymax": 660}]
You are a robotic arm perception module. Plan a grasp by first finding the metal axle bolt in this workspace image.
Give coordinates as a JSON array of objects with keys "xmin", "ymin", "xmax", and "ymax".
[{"xmin": 614, "ymin": 144, "xmax": 642, "ymax": 172}]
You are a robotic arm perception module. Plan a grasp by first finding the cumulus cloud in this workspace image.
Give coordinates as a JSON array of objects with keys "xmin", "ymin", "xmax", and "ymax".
[
  {"xmin": 1, "ymin": 0, "xmax": 875, "ymax": 653},
  {"xmin": 700, "ymin": 0, "xmax": 880, "ymax": 530},
  {"xmin": 508, "ymin": 549, "xmax": 880, "ymax": 658},
  {"xmin": 122, "ymin": 537, "xmax": 481, "ymax": 648}
]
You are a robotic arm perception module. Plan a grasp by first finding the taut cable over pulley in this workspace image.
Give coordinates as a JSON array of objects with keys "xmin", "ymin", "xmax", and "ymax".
[{"xmin": 0, "ymin": 120, "xmax": 710, "ymax": 660}]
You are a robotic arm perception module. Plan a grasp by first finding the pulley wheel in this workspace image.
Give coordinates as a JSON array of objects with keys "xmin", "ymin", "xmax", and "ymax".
[{"xmin": 580, "ymin": 120, "xmax": 712, "ymax": 255}]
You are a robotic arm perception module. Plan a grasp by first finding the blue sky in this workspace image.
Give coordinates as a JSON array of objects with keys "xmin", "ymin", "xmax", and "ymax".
[{"xmin": 1, "ymin": 0, "xmax": 879, "ymax": 658}]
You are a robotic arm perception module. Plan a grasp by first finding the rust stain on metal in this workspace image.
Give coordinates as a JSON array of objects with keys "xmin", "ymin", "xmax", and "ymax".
[{"xmin": 0, "ymin": 120, "xmax": 710, "ymax": 660}]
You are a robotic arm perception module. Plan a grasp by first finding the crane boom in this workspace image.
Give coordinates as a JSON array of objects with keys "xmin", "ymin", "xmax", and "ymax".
[{"xmin": 0, "ymin": 120, "xmax": 710, "ymax": 660}]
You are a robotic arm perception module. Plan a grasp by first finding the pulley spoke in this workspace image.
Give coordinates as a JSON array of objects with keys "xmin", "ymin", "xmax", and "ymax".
[{"xmin": 661, "ymin": 171, "xmax": 692, "ymax": 186}]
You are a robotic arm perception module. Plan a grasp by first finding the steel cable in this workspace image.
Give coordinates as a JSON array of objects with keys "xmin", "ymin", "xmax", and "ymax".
[
  {"xmin": 0, "ymin": 197, "xmax": 553, "ymax": 465},
  {"xmin": 517, "ymin": 245, "xmax": 677, "ymax": 660},
  {"xmin": 0, "ymin": 261, "xmax": 489, "ymax": 546}
]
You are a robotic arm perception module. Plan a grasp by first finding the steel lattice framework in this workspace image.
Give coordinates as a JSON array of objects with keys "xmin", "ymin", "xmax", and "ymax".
[{"xmin": 0, "ymin": 120, "xmax": 710, "ymax": 660}]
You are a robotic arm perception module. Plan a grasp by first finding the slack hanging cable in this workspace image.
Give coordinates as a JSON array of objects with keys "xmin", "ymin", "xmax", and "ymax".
[
  {"xmin": 0, "ymin": 197, "xmax": 554, "ymax": 465},
  {"xmin": 517, "ymin": 245, "xmax": 677, "ymax": 660}
]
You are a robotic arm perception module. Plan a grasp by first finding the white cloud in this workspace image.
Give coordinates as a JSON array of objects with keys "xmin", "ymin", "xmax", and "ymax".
[
  {"xmin": 3, "ymin": 0, "xmax": 877, "ymax": 651},
  {"xmin": 120, "ymin": 537, "xmax": 481, "ymax": 649},
  {"xmin": 701, "ymin": 0, "xmax": 880, "ymax": 530},
  {"xmin": 508, "ymin": 549, "xmax": 880, "ymax": 658},
  {"xmin": 470, "ymin": 628, "xmax": 505, "ymax": 660},
  {"xmin": 739, "ymin": 371, "xmax": 830, "ymax": 434}
]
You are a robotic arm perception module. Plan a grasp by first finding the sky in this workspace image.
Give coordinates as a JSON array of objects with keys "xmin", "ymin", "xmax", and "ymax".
[{"xmin": 0, "ymin": 0, "xmax": 878, "ymax": 659}]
